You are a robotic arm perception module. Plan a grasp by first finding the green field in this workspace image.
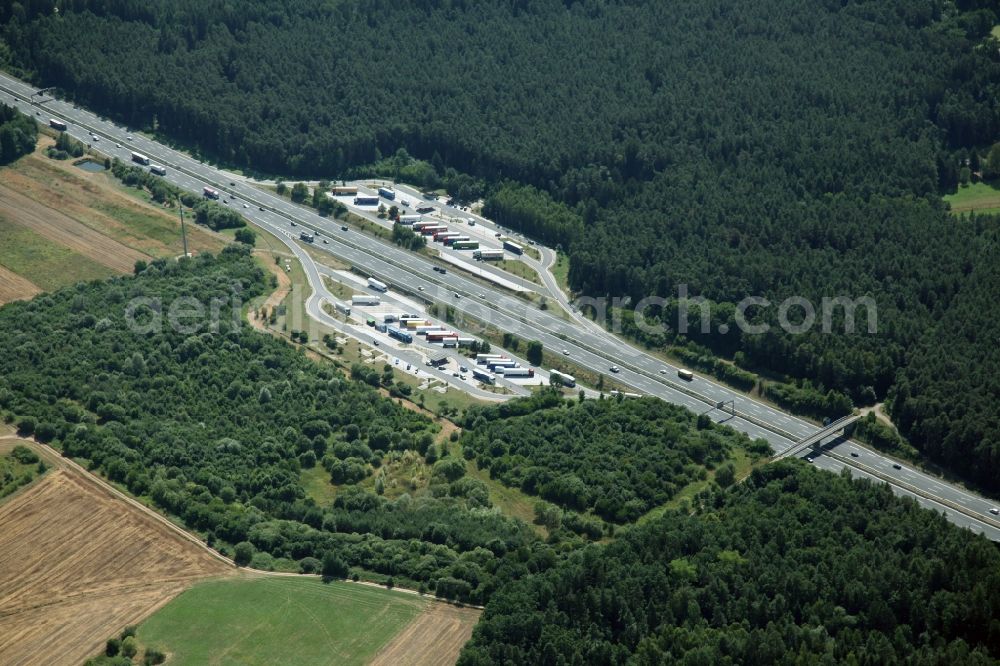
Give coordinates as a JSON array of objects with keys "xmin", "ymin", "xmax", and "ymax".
[
  {"xmin": 550, "ymin": 253, "xmax": 570, "ymax": 293},
  {"xmin": 137, "ymin": 577, "xmax": 427, "ymax": 666},
  {"xmin": 943, "ymin": 181, "xmax": 1000, "ymax": 214},
  {"xmin": 0, "ymin": 216, "xmax": 113, "ymax": 290},
  {"xmin": 497, "ymin": 259, "xmax": 542, "ymax": 285}
]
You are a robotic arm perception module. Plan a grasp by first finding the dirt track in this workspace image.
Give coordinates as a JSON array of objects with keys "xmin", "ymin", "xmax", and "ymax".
[
  {"xmin": 0, "ymin": 445, "xmax": 232, "ymax": 666},
  {"xmin": 0, "ymin": 265, "xmax": 41, "ymax": 304},
  {"xmin": 369, "ymin": 603, "xmax": 480, "ymax": 666}
]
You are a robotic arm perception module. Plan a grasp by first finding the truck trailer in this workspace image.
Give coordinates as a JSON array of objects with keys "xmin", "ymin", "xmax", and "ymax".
[
  {"xmin": 131, "ymin": 152, "xmax": 150, "ymax": 166},
  {"xmin": 351, "ymin": 294, "xmax": 381, "ymax": 306},
  {"xmin": 503, "ymin": 240, "xmax": 524, "ymax": 255},
  {"xmin": 474, "ymin": 249, "xmax": 504, "ymax": 261},
  {"xmin": 203, "ymin": 186, "xmax": 220, "ymax": 200},
  {"xmin": 452, "ymin": 240, "xmax": 480, "ymax": 250},
  {"xmin": 367, "ymin": 277, "xmax": 388, "ymax": 292},
  {"xmin": 387, "ymin": 326, "xmax": 413, "ymax": 343},
  {"xmin": 549, "ymin": 370, "xmax": 577, "ymax": 387},
  {"xmin": 472, "ymin": 368, "xmax": 495, "ymax": 384},
  {"xmin": 48, "ymin": 118, "xmax": 67, "ymax": 131},
  {"xmin": 399, "ymin": 214, "xmax": 422, "ymax": 225},
  {"xmin": 377, "ymin": 187, "xmax": 396, "ymax": 200},
  {"xmin": 334, "ymin": 302, "xmax": 351, "ymax": 316},
  {"xmin": 331, "ymin": 185, "xmax": 358, "ymax": 196},
  {"xmin": 149, "ymin": 164, "xmax": 167, "ymax": 176},
  {"xmin": 496, "ymin": 367, "xmax": 535, "ymax": 378},
  {"xmin": 354, "ymin": 195, "xmax": 379, "ymax": 206}
]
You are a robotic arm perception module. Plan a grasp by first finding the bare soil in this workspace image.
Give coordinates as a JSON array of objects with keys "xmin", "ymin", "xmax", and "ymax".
[
  {"xmin": 0, "ymin": 443, "xmax": 232, "ymax": 666},
  {"xmin": 368, "ymin": 603, "xmax": 481, "ymax": 666}
]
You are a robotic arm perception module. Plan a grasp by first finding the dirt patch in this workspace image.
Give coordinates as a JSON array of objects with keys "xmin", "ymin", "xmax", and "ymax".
[
  {"xmin": 0, "ymin": 447, "xmax": 232, "ymax": 665},
  {"xmin": 0, "ymin": 182, "xmax": 146, "ymax": 273},
  {"xmin": 368, "ymin": 603, "xmax": 480, "ymax": 666},
  {"xmin": 0, "ymin": 266, "xmax": 41, "ymax": 305}
]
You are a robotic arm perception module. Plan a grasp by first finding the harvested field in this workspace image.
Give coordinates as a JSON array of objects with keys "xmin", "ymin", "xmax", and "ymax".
[
  {"xmin": 3, "ymin": 141, "xmax": 224, "ymax": 259},
  {"xmin": 0, "ymin": 216, "xmax": 115, "ymax": 290},
  {"xmin": 0, "ymin": 448, "xmax": 232, "ymax": 666},
  {"xmin": 0, "ymin": 265, "xmax": 41, "ymax": 305},
  {"xmin": 0, "ymin": 181, "xmax": 147, "ymax": 273},
  {"xmin": 369, "ymin": 603, "xmax": 481, "ymax": 666}
]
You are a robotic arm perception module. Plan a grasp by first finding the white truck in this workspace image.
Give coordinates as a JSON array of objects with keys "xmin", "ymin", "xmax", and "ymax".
[{"xmin": 367, "ymin": 277, "xmax": 388, "ymax": 292}]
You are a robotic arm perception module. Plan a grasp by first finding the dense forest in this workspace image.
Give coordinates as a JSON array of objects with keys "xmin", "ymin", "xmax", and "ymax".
[
  {"xmin": 459, "ymin": 463, "xmax": 1000, "ymax": 665},
  {"xmin": 461, "ymin": 391, "xmax": 768, "ymax": 522},
  {"xmin": 0, "ymin": 249, "xmax": 543, "ymax": 603},
  {"xmin": 3, "ymin": 0, "xmax": 999, "ymax": 487}
]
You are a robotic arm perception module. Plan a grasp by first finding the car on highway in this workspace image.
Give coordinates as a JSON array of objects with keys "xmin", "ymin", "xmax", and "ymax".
[
  {"xmin": 126, "ymin": 135, "xmax": 133, "ymax": 141},
  {"xmin": 91, "ymin": 134, "xmax": 99, "ymax": 141},
  {"xmin": 230, "ymin": 182, "xmax": 236, "ymax": 186},
  {"xmin": 115, "ymin": 143, "xmax": 120, "ymax": 148},
  {"xmin": 850, "ymin": 452, "xmax": 859, "ymax": 457},
  {"xmin": 892, "ymin": 463, "xmax": 902, "ymax": 470},
  {"xmin": 259, "ymin": 206, "xmax": 264, "ymax": 211},
  {"xmin": 562, "ymin": 349, "xmax": 570, "ymax": 356},
  {"xmin": 373, "ymin": 340, "xmax": 379, "ymax": 346},
  {"xmin": 290, "ymin": 221, "xmax": 296, "ymax": 227},
  {"xmin": 495, "ymin": 232, "xmax": 502, "ymax": 237},
  {"xmin": 990, "ymin": 508, "xmax": 999, "ymax": 515},
  {"xmin": 610, "ymin": 365, "xmax": 620, "ymax": 373},
  {"xmin": 323, "ymin": 239, "xmax": 329, "ymax": 244},
  {"xmin": 479, "ymin": 293, "xmax": 486, "ymax": 298},
  {"xmin": 659, "ymin": 368, "xmax": 667, "ymax": 374},
  {"xmin": 341, "ymin": 225, "xmax": 348, "ymax": 231},
  {"xmin": 806, "ymin": 456, "xmax": 814, "ymax": 463},
  {"xmin": 243, "ymin": 203, "xmax": 248, "ymax": 208},
  {"xmin": 454, "ymin": 292, "xmax": 461, "ymax": 298}
]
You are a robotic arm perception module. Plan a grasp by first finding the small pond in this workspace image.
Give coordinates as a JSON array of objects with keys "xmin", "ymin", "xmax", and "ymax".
[{"xmin": 74, "ymin": 159, "xmax": 105, "ymax": 172}]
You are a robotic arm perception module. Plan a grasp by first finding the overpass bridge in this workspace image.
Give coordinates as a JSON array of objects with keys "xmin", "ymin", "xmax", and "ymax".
[{"xmin": 775, "ymin": 414, "xmax": 862, "ymax": 461}]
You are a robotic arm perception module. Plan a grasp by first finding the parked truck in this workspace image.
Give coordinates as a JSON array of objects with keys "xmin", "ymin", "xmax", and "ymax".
[
  {"xmin": 351, "ymin": 294, "xmax": 381, "ymax": 306},
  {"xmin": 331, "ymin": 185, "xmax": 358, "ymax": 196},
  {"xmin": 367, "ymin": 277, "xmax": 388, "ymax": 292},
  {"xmin": 472, "ymin": 368, "xmax": 495, "ymax": 384},
  {"xmin": 387, "ymin": 326, "xmax": 413, "ymax": 343},
  {"xmin": 474, "ymin": 249, "xmax": 504, "ymax": 261},
  {"xmin": 497, "ymin": 367, "xmax": 535, "ymax": 378},
  {"xmin": 503, "ymin": 240, "xmax": 524, "ymax": 255},
  {"xmin": 378, "ymin": 187, "xmax": 396, "ymax": 200},
  {"xmin": 354, "ymin": 195, "xmax": 379, "ymax": 206},
  {"xmin": 452, "ymin": 240, "xmax": 480, "ymax": 250},
  {"xmin": 549, "ymin": 370, "xmax": 577, "ymax": 387},
  {"xmin": 399, "ymin": 214, "xmax": 422, "ymax": 225}
]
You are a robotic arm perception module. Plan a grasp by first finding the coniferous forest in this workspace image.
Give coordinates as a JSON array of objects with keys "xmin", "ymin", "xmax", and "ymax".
[{"xmin": 3, "ymin": 0, "xmax": 998, "ymax": 487}]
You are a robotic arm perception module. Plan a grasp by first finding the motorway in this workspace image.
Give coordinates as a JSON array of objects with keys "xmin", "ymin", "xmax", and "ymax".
[{"xmin": 4, "ymin": 71, "xmax": 1000, "ymax": 540}]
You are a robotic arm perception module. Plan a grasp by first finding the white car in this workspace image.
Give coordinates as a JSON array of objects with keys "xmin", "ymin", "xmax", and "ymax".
[
  {"xmin": 243, "ymin": 203, "xmax": 248, "ymax": 208},
  {"xmin": 562, "ymin": 349, "xmax": 570, "ymax": 356},
  {"xmin": 991, "ymin": 508, "xmax": 999, "ymax": 516},
  {"xmin": 126, "ymin": 135, "xmax": 133, "ymax": 141},
  {"xmin": 609, "ymin": 365, "xmax": 620, "ymax": 373}
]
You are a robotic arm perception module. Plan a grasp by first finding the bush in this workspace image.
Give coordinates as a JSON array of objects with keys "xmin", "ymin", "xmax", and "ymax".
[
  {"xmin": 322, "ymin": 551, "xmax": 349, "ymax": 579},
  {"xmin": 143, "ymin": 648, "xmax": 167, "ymax": 665},
  {"xmin": 234, "ymin": 541, "xmax": 255, "ymax": 566}
]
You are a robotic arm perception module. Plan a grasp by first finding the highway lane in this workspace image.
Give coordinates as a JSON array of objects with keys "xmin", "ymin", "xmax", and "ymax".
[{"xmin": 7, "ymin": 72, "xmax": 1000, "ymax": 537}]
